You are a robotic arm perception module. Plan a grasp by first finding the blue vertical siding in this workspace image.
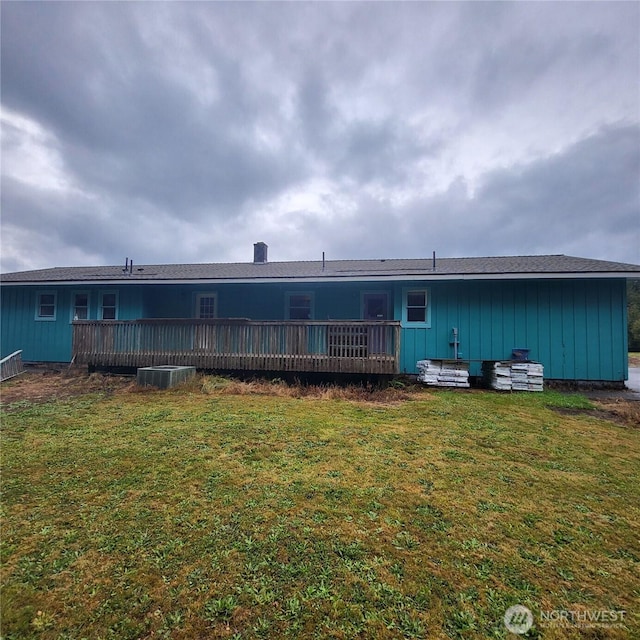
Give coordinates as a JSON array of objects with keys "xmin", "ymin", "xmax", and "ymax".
[
  {"xmin": 141, "ymin": 282, "xmax": 391, "ymax": 321},
  {"xmin": 1, "ymin": 285, "xmax": 145, "ymax": 362},
  {"xmin": 1, "ymin": 277, "xmax": 628, "ymax": 380},
  {"xmin": 398, "ymin": 278, "xmax": 628, "ymax": 381},
  {"xmin": 1, "ymin": 287, "xmax": 72, "ymax": 361}
]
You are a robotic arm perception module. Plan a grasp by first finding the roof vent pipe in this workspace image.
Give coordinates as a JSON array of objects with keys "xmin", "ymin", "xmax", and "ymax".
[
  {"xmin": 253, "ymin": 242, "xmax": 268, "ymax": 264},
  {"xmin": 432, "ymin": 250, "xmax": 436, "ymax": 271}
]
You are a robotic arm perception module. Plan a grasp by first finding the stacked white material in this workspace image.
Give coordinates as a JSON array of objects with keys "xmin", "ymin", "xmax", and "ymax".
[
  {"xmin": 485, "ymin": 361, "xmax": 513, "ymax": 390},
  {"xmin": 483, "ymin": 361, "xmax": 544, "ymax": 391},
  {"xmin": 511, "ymin": 363, "xmax": 530, "ymax": 391},
  {"xmin": 417, "ymin": 359, "xmax": 470, "ymax": 388},
  {"xmin": 416, "ymin": 360, "xmax": 441, "ymax": 385},
  {"xmin": 523, "ymin": 362, "xmax": 544, "ymax": 391}
]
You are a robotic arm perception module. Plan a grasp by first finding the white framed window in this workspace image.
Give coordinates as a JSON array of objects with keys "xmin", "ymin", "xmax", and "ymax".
[
  {"xmin": 35, "ymin": 291, "xmax": 57, "ymax": 321},
  {"xmin": 196, "ymin": 293, "xmax": 217, "ymax": 319},
  {"xmin": 286, "ymin": 292, "xmax": 313, "ymax": 320},
  {"xmin": 100, "ymin": 291, "xmax": 119, "ymax": 320},
  {"xmin": 71, "ymin": 291, "xmax": 89, "ymax": 321},
  {"xmin": 403, "ymin": 288, "xmax": 430, "ymax": 326}
]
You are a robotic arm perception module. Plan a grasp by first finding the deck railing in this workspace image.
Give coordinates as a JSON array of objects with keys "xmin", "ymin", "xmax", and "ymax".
[{"xmin": 72, "ymin": 319, "xmax": 401, "ymax": 374}]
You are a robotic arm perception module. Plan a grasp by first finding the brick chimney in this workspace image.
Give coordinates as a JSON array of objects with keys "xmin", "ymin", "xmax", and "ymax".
[{"xmin": 253, "ymin": 242, "xmax": 268, "ymax": 264}]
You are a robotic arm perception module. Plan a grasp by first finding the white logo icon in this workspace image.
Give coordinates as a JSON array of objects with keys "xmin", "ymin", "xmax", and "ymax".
[{"xmin": 504, "ymin": 605, "xmax": 534, "ymax": 634}]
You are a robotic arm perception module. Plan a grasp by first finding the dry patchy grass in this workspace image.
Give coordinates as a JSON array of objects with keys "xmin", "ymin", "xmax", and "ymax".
[
  {"xmin": 1, "ymin": 373, "xmax": 638, "ymax": 639},
  {"xmin": 0, "ymin": 369, "xmax": 134, "ymax": 407}
]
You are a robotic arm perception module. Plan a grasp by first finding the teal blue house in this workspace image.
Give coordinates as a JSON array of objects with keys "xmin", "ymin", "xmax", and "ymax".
[{"xmin": 2, "ymin": 245, "xmax": 638, "ymax": 382}]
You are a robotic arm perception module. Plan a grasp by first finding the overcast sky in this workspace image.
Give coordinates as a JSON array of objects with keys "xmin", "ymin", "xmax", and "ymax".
[{"xmin": 1, "ymin": 1, "xmax": 639, "ymax": 273}]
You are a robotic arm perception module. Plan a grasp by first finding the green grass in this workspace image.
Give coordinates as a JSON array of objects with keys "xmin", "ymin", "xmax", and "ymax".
[{"xmin": 1, "ymin": 377, "xmax": 638, "ymax": 639}]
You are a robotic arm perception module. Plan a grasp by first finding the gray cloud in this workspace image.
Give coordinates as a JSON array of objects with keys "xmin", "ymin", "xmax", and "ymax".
[
  {"xmin": 286, "ymin": 123, "xmax": 639, "ymax": 263},
  {"xmin": 1, "ymin": 1, "xmax": 638, "ymax": 272}
]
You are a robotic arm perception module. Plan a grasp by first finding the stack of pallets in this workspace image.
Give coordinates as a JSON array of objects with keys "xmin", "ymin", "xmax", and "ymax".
[
  {"xmin": 417, "ymin": 359, "xmax": 470, "ymax": 388},
  {"xmin": 482, "ymin": 361, "xmax": 544, "ymax": 391}
]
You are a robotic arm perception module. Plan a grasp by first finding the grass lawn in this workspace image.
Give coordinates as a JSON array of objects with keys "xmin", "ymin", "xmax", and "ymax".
[{"xmin": 1, "ymin": 374, "xmax": 638, "ymax": 639}]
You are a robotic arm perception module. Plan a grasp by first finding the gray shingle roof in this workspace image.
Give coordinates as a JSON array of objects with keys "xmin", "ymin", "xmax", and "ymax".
[{"xmin": 2, "ymin": 254, "xmax": 639, "ymax": 284}]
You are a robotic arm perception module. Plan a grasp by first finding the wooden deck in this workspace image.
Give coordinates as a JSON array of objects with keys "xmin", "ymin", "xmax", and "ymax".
[{"xmin": 72, "ymin": 319, "xmax": 401, "ymax": 374}]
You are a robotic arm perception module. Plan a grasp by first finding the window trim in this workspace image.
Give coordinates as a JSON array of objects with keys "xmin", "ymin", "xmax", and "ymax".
[
  {"xmin": 195, "ymin": 292, "xmax": 218, "ymax": 319},
  {"xmin": 35, "ymin": 291, "xmax": 57, "ymax": 321},
  {"xmin": 70, "ymin": 290, "xmax": 90, "ymax": 322},
  {"xmin": 285, "ymin": 291, "xmax": 314, "ymax": 320},
  {"xmin": 100, "ymin": 291, "xmax": 119, "ymax": 320},
  {"xmin": 402, "ymin": 287, "xmax": 431, "ymax": 327}
]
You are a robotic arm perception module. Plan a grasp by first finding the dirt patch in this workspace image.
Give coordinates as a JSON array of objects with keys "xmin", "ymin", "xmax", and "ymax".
[
  {"xmin": 592, "ymin": 399, "xmax": 640, "ymax": 428},
  {"xmin": 0, "ymin": 369, "xmax": 135, "ymax": 407},
  {"xmin": 551, "ymin": 402, "xmax": 640, "ymax": 428}
]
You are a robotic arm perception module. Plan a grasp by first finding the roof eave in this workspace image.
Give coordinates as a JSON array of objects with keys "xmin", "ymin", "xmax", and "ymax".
[{"xmin": 2, "ymin": 270, "xmax": 638, "ymax": 286}]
